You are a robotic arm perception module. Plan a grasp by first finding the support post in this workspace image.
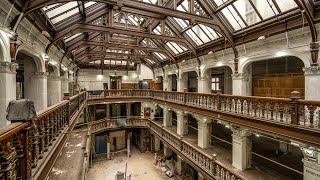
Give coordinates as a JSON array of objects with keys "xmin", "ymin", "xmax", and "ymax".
[{"xmin": 231, "ymin": 127, "xmax": 252, "ymax": 170}]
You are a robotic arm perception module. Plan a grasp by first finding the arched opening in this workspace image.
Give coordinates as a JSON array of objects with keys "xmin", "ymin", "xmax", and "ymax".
[
  {"xmin": 204, "ymin": 66, "xmax": 233, "ymax": 94},
  {"xmin": 181, "ymin": 71, "xmax": 198, "ymax": 92},
  {"xmin": 169, "ymin": 74, "xmax": 177, "ymax": 91},
  {"xmin": 16, "ymin": 51, "xmax": 47, "ymax": 111},
  {"xmin": 249, "ymin": 56, "xmax": 305, "ymax": 98}
]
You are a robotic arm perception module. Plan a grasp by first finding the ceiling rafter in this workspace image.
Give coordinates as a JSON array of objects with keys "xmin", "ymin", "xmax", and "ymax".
[{"xmin": 45, "ymin": 23, "xmax": 188, "ymax": 53}]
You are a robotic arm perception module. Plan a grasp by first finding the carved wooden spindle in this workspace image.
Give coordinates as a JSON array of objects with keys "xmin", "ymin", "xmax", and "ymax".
[{"xmin": 0, "ymin": 139, "xmax": 17, "ymax": 180}]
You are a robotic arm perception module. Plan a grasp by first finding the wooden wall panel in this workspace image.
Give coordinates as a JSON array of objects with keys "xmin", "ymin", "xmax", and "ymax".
[
  {"xmin": 252, "ymin": 75, "xmax": 304, "ymax": 98},
  {"xmin": 121, "ymin": 83, "xmax": 138, "ymax": 89}
]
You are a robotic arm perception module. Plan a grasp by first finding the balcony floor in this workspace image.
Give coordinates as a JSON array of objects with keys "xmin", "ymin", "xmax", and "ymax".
[
  {"xmin": 154, "ymin": 121, "xmax": 295, "ymax": 180},
  {"xmin": 47, "ymin": 126, "xmax": 88, "ymax": 180}
]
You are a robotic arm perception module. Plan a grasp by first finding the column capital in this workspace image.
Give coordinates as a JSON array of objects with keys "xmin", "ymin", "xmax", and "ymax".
[
  {"xmin": 34, "ymin": 72, "xmax": 48, "ymax": 79},
  {"xmin": 231, "ymin": 73, "xmax": 247, "ymax": 80},
  {"xmin": 301, "ymin": 146, "xmax": 320, "ymax": 164},
  {"xmin": 195, "ymin": 115, "xmax": 211, "ymax": 124},
  {"xmin": 231, "ymin": 127, "xmax": 251, "ymax": 138},
  {"xmin": 0, "ymin": 62, "xmax": 18, "ymax": 74},
  {"xmin": 197, "ymin": 76, "xmax": 207, "ymax": 81},
  {"xmin": 303, "ymin": 66, "xmax": 320, "ymax": 76}
]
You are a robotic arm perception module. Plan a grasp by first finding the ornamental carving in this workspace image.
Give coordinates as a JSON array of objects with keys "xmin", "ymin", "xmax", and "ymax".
[
  {"xmin": 47, "ymin": 75, "xmax": 61, "ymax": 81},
  {"xmin": 231, "ymin": 73, "xmax": 247, "ymax": 79},
  {"xmin": 303, "ymin": 66, "xmax": 320, "ymax": 75},
  {"xmin": 0, "ymin": 62, "xmax": 19, "ymax": 74},
  {"xmin": 33, "ymin": 72, "xmax": 48, "ymax": 79}
]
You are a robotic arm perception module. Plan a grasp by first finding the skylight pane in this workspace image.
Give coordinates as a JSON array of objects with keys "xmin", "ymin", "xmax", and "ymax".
[
  {"xmin": 64, "ymin": 33, "xmax": 82, "ymax": 42},
  {"xmin": 85, "ymin": 1, "xmax": 97, "ymax": 8},
  {"xmin": 274, "ymin": 0, "xmax": 297, "ymax": 12},
  {"xmin": 233, "ymin": 0, "xmax": 259, "ymax": 26},
  {"xmin": 46, "ymin": 2, "xmax": 78, "ymax": 18},
  {"xmin": 221, "ymin": 5, "xmax": 246, "ymax": 31},
  {"xmin": 185, "ymin": 30, "xmax": 202, "ymax": 46},
  {"xmin": 51, "ymin": 8, "xmax": 79, "ymax": 24},
  {"xmin": 251, "ymin": 0, "xmax": 279, "ymax": 20},
  {"xmin": 166, "ymin": 43, "xmax": 180, "ymax": 54},
  {"xmin": 173, "ymin": 18, "xmax": 189, "ymax": 29},
  {"xmin": 199, "ymin": 24, "xmax": 220, "ymax": 40},
  {"xmin": 191, "ymin": 25, "xmax": 211, "ymax": 44}
]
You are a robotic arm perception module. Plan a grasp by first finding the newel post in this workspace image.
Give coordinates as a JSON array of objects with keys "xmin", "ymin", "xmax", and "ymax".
[{"xmin": 290, "ymin": 91, "xmax": 300, "ymax": 125}]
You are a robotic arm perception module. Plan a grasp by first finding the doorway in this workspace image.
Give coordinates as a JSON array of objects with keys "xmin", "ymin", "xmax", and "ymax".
[{"xmin": 110, "ymin": 76, "xmax": 121, "ymax": 89}]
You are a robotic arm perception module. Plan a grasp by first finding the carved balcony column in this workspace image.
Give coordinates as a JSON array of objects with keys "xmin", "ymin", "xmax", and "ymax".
[
  {"xmin": 47, "ymin": 75, "xmax": 62, "ymax": 106},
  {"xmin": 176, "ymin": 155, "xmax": 187, "ymax": 175},
  {"xmin": 177, "ymin": 78, "xmax": 187, "ymax": 92},
  {"xmin": 29, "ymin": 72, "xmax": 48, "ymax": 111},
  {"xmin": 301, "ymin": 146, "xmax": 320, "ymax": 180},
  {"xmin": 163, "ymin": 107, "xmax": 172, "ymax": 127},
  {"xmin": 176, "ymin": 110, "xmax": 188, "ymax": 136},
  {"xmin": 195, "ymin": 115, "xmax": 212, "ymax": 148},
  {"xmin": 0, "ymin": 62, "xmax": 18, "ymax": 127},
  {"xmin": 197, "ymin": 76, "xmax": 211, "ymax": 93},
  {"xmin": 231, "ymin": 73, "xmax": 249, "ymax": 96},
  {"xmin": 303, "ymin": 66, "xmax": 320, "ymax": 100},
  {"xmin": 126, "ymin": 102, "xmax": 131, "ymax": 117},
  {"xmin": 154, "ymin": 136, "xmax": 161, "ymax": 152},
  {"xmin": 231, "ymin": 127, "xmax": 252, "ymax": 170}
]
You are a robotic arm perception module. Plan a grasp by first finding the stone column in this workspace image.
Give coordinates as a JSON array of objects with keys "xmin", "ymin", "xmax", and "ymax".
[
  {"xmin": 24, "ymin": 72, "xmax": 48, "ymax": 111},
  {"xmin": 61, "ymin": 75, "xmax": 69, "ymax": 100},
  {"xmin": 197, "ymin": 77, "xmax": 211, "ymax": 93},
  {"xmin": 167, "ymin": 75, "xmax": 173, "ymax": 91},
  {"xmin": 68, "ymin": 72, "xmax": 74, "ymax": 96},
  {"xmin": 163, "ymin": 79, "xmax": 168, "ymax": 91},
  {"xmin": 127, "ymin": 132, "xmax": 131, "ymax": 157},
  {"xmin": 196, "ymin": 116, "xmax": 211, "ymax": 148},
  {"xmin": 126, "ymin": 102, "xmax": 131, "ymax": 117},
  {"xmin": 0, "ymin": 62, "xmax": 18, "ymax": 127},
  {"xmin": 163, "ymin": 108, "xmax": 172, "ymax": 127},
  {"xmin": 154, "ymin": 136, "xmax": 160, "ymax": 152},
  {"xmin": 232, "ymin": 73, "xmax": 249, "ymax": 96},
  {"xmin": 303, "ymin": 66, "xmax": 320, "ymax": 100},
  {"xmin": 177, "ymin": 111, "xmax": 188, "ymax": 136},
  {"xmin": 301, "ymin": 146, "xmax": 320, "ymax": 180},
  {"xmin": 164, "ymin": 145, "xmax": 172, "ymax": 157},
  {"xmin": 105, "ymin": 104, "xmax": 110, "ymax": 119},
  {"xmin": 231, "ymin": 127, "xmax": 252, "ymax": 170},
  {"xmin": 177, "ymin": 78, "xmax": 187, "ymax": 92},
  {"xmin": 47, "ymin": 75, "xmax": 61, "ymax": 106},
  {"xmin": 175, "ymin": 155, "xmax": 187, "ymax": 175},
  {"xmin": 106, "ymin": 136, "xmax": 111, "ymax": 160}
]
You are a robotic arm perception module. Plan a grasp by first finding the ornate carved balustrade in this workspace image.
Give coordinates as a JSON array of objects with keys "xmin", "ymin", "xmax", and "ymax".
[
  {"xmin": 88, "ymin": 90, "xmax": 320, "ymax": 131},
  {"xmin": 88, "ymin": 117, "xmax": 244, "ymax": 180},
  {"xmin": 0, "ymin": 92, "xmax": 86, "ymax": 180}
]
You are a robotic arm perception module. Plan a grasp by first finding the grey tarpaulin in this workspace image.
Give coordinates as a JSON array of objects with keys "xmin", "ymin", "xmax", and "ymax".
[{"xmin": 6, "ymin": 99, "xmax": 37, "ymax": 121}]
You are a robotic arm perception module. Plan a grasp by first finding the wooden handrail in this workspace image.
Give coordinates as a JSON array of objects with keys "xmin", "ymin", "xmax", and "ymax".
[
  {"xmin": 88, "ymin": 89, "xmax": 320, "ymax": 131},
  {"xmin": 0, "ymin": 92, "xmax": 87, "ymax": 180}
]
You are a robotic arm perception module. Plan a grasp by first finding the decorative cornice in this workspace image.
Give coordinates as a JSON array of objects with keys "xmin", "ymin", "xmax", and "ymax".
[
  {"xmin": 303, "ymin": 66, "xmax": 320, "ymax": 76},
  {"xmin": 231, "ymin": 73, "xmax": 247, "ymax": 80},
  {"xmin": 0, "ymin": 62, "xmax": 18, "ymax": 74},
  {"xmin": 34, "ymin": 72, "xmax": 48, "ymax": 79}
]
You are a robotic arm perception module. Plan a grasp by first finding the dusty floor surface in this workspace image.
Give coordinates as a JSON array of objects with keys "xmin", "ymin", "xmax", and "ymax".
[
  {"xmin": 47, "ymin": 126, "xmax": 88, "ymax": 180},
  {"xmin": 87, "ymin": 147, "xmax": 171, "ymax": 180}
]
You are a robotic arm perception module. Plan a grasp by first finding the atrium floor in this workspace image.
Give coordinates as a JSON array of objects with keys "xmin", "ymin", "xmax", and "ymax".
[{"xmin": 87, "ymin": 147, "xmax": 170, "ymax": 180}]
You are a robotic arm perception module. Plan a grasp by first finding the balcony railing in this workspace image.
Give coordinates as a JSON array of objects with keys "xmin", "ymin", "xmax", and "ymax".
[
  {"xmin": 0, "ymin": 92, "xmax": 86, "ymax": 180},
  {"xmin": 88, "ymin": 90, "xmax": 320, "ymax": 130},
  {"xmin": 88, "ymin": 117, "xmax": 244, "ymax": 180}
]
